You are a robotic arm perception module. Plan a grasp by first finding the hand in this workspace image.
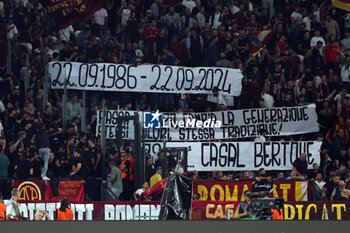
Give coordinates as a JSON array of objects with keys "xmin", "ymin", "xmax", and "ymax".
[
  {"xmin": 102, "ymin": 180, "xmax": 108, "ymax": 184},
  {"xmin": 69, "ymin": 172, "xmax": 75, "ymax": 176},
  {"xmin": 43, "ymin": 211, "xmax": 49, "ymax": 217}
]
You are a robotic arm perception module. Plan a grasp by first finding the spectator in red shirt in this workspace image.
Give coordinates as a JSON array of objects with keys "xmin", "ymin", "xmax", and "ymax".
[
  {"xmin": 169, "ymin": 35, "xmax": 184, "ymax": 60},
  {"xmin": 144, "ymin": 19, "xmax": 159, "ymax": 62},
  {"xmin": 235, "ymin": 4, "xmax": 247, "ymax": 29},
  {"xmin": 247, "ymin": 14, "xmax": 260, "ymax": 31},
  {"xmin": 323, "ymin": 38, "xmax": 339, "ymax": 71}
]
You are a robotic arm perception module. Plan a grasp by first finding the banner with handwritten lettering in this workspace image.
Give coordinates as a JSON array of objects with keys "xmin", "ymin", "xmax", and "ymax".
[
  {"xmin": 95, "ymin": 104, "xmax": 319, "ymax": 141},
  {"xmin": 192, "ymin": 181, "xmax": 310, "ymax": 201},
  {"xmin": 191, "ymin": 201, "xmax": 350, "ymax": 220},
  {"xmin": 44, "ymin": 180, "xmax": 84, "ymax": 202},
  {"xmin": 11, "ymin": 200, "xmax": 350, "ymax": 220},
  {"xmin": 168, "ymin": 141, "xmax": 322, "ymax": 171},
  {"xmin": 41, "ymin": 0, "xmax": 104, "ymax": 29},
  {"xmin": 48, "ymin": 62, "xmax": 242, "ymax": 96}
]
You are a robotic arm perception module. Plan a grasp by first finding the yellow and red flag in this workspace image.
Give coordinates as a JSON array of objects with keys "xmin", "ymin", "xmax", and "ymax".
[
  {"xmin": 332, "ymin": 0, "xmax": 350, "ymax": 12},
  {"xmin": 139, "ymin": 172, "xmax": 189, "ymax": 200},
  {"xmin": 248, "ymin": 30, "xmax": 273, "ymax": 57}
]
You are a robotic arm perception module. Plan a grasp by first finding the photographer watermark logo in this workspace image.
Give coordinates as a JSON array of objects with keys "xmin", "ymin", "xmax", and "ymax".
[
  {"xmin": 18, "ymin": 181, "xmax": 42, "ymax": 201},
  {"xmin": 143, "ymin": 110, "xmax": 222, "ymax": 129},
  {"xmin": 143, "ymin": 110, "xmax": 162, "ymax": 129}
]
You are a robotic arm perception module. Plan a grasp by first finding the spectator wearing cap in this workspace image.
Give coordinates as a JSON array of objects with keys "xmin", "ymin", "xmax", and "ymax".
[
  {"xmin": 150, "ymin": 166, "xmax": 162, "ymax": 188},
  {"xmin": 238, "ymin": 190, "xmax": 252, "ymax": 219}
]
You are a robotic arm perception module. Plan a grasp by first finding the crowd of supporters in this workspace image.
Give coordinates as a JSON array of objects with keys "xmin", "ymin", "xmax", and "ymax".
[{"xmin": 0, "ymin": 0, "xmax": 350, "ymax": 201}]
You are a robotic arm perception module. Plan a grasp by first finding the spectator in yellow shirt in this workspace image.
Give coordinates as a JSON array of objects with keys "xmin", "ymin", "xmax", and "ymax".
[{"xmin": 150, "ymin": 166, "xmax": 162, "ymax": 187}]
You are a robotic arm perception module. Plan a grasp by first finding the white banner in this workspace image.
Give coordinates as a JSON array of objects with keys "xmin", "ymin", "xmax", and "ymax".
[
  {"xmin": 48, "ymin": 62, "xmax": 242, "ymax": 96},
  {"xmin": 167, "ymin": 141, "xmax": 322, "ymax": 171},
  {"xmin": 10, "ymin": 202, "xmax": 160, "ymax": 221},
  {"xmin": 96, "ymin": 105, "xmax": 319, "ymax": 141}
]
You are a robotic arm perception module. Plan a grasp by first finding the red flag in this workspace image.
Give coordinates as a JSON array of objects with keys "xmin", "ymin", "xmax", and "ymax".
[
  {"xmin": 139, "ymin": 172, "xmax": 189, "ymax": 200},
  {"xmin": 41, "ymin": 0, "xmax": 105, "ymax": 29},
  {"xmin": 44, "ymin": 180, "xmax": 85, "ymax": 202}
]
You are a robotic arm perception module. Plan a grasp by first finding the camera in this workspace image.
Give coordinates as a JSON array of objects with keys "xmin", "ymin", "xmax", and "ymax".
[{"xmin": 245, "ymin": 190, "xmax": 284, "ymax": 220}]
